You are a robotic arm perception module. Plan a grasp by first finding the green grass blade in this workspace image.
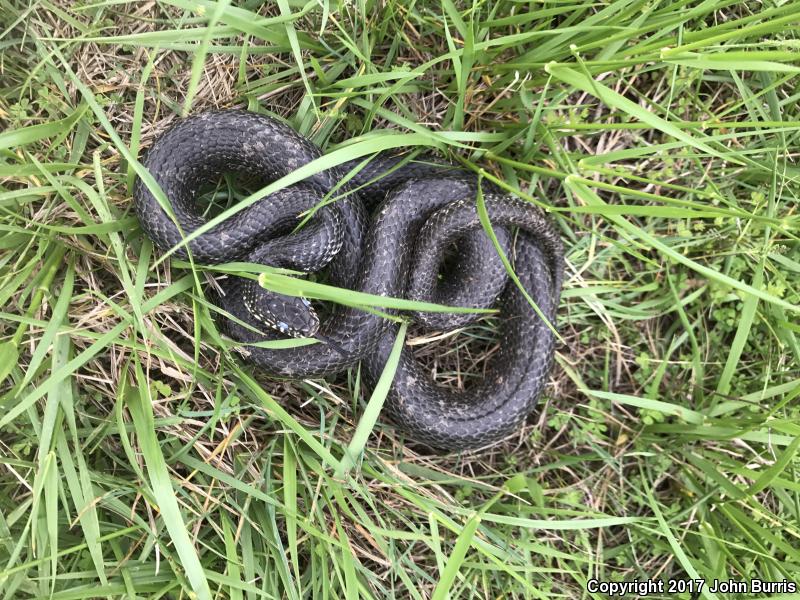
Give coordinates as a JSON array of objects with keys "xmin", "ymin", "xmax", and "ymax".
[
  {"xmin": 258, "ymin": 271, "xmax": 494, "ymax": 315},
  {"xmin": 0, "ymin": 104, "xmax": 86, "ymax": 151},
  {"xmin": 746, "ymin": 437, "xmax": 800, "ymax": 497},
  {"xmin": 125, "ymin": 379, "xmax": 213, "ymax": 600},
  {"xmin": 546, "ymin": 63, "xmax": 744, "ymax": 165},
  {"xmin": 336, "ymin": 321, "xmax": 408, "ymax": 477},
  {"xmin": 430, "ymin": 513, "xmax": 480, "ymax": 600},
  {"xmin": 565, "ymin": 177, "xmax": 798, "ymax": 313},
  {"xmin": 183, "ymin": 0, "xmax": 231, "ymax": 116}
]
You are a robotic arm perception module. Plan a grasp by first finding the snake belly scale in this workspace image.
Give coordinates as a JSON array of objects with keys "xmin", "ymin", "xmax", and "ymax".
[{"xmin": 134, "ymin": 110, "xmax": 564, "ymax": 450}]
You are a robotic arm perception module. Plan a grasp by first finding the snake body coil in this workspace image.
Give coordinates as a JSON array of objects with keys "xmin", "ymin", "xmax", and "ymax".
[{"xmin": 134, "ymin": 110, "xmax": 563, "ymax": 450}]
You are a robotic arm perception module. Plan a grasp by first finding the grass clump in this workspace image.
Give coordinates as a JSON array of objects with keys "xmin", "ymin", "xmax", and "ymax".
[{"xmin": 1, "ymin": 1, "xmax": 799, "ymax": 599}]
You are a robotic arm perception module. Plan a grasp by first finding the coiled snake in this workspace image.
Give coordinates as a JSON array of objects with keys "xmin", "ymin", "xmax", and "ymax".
[{"xmin": 134, "ymin": 110, "xmax": 563, "ymax": 450}]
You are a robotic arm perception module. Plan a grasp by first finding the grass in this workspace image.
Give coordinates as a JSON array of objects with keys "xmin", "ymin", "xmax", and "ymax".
[{"xmin": 1, "ymin": 0, "xmax": 799, "ymax": 598}]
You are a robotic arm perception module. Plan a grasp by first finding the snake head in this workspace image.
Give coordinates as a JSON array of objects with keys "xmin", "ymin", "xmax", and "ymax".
[
  {"xmin": 244, "ymin": 286, "xmax": 320, "ymax": 338},
  {"xmin": 272, "ymin": 295, "xmax": 320, "ymax": 338}
]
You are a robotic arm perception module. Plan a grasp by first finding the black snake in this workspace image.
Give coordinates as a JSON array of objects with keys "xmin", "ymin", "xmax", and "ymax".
[{"xmin": 134, "ymin": 110, "xmax": 564, "ymax": 450}]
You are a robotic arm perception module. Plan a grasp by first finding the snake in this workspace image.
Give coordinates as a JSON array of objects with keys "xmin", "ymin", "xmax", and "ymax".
[{"xmin": 134, "ymin": 110, "xmax": 564, "ymax": 450}]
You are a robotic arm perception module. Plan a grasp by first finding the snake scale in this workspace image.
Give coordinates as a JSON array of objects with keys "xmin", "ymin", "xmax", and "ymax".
[{"xmin": 134, "ymin": 110, "xmax": 564, "ymax": 450}]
